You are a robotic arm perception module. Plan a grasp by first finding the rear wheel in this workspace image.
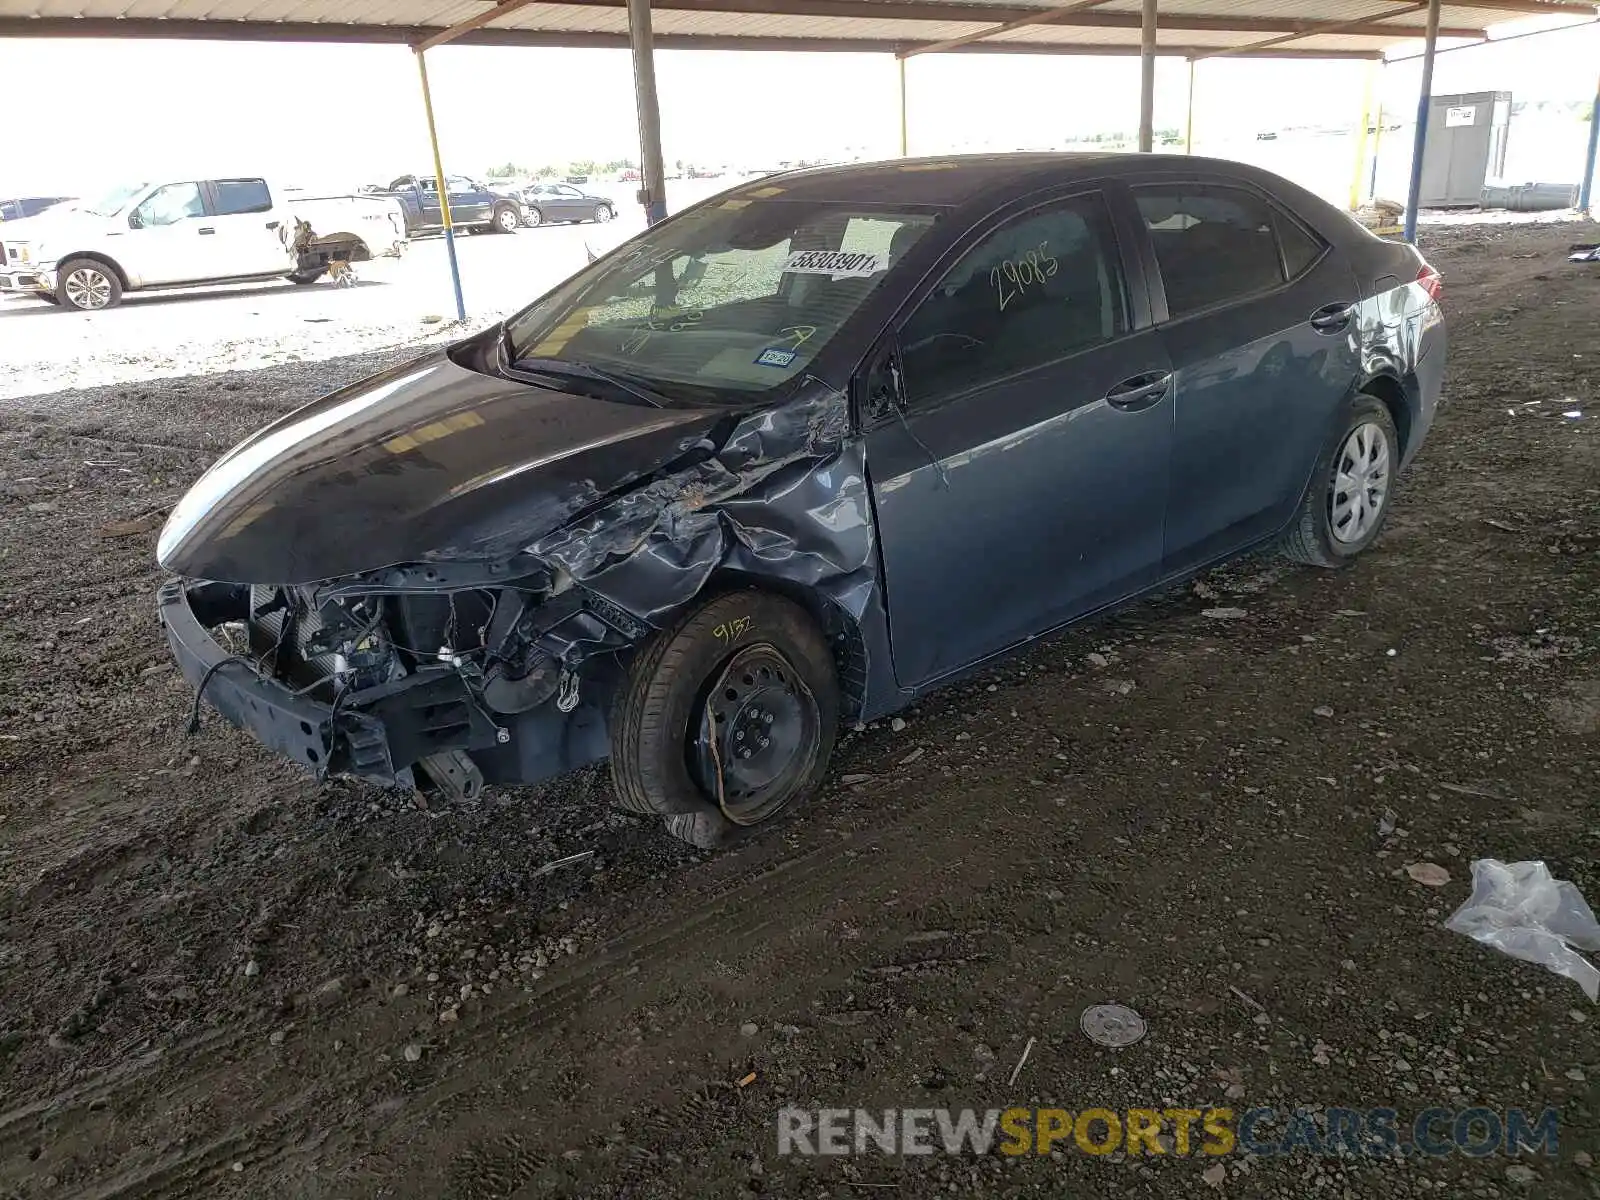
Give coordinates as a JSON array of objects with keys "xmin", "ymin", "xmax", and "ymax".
[
  {"xmin": 610, "ymin": 591, "xmax": 839, "ymax": 849},
  {"xmin": 56, "ymin": 258, "xmax": 121, "ymax": 311},
  {"xmin": 1279, "ymin": 394, "xmax": 1399, "ymax": 568}
]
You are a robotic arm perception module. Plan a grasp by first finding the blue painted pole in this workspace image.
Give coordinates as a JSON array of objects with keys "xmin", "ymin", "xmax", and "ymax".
[
  {"xmin": 416, "ymin": 48, "xmax": 467, "ymax": 323},
  {"xmin": 1402, "ymin": 0, "xmax": 1441, "ymax": 244},
  {"xmin": 1579, "ymin": 73, "xmax": 1599, "ymax": 214}
]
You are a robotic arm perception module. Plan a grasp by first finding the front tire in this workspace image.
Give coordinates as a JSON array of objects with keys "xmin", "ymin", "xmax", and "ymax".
[
  {"xmin": 593, "ymin": 204, "xmax": 614, "ymax": 224},
  {"xmin": 610, "ymin": 591, "xmax": 839, "ymax": 849},
  {"xmin": 287, "ymin": 267, "xmax": 326, "ymax": 285},
  {"xmin": 523, "ymin": 207, "xmax": 543, "ymax": 228},
  {"xmin": 492, "ymin": 203, "xmax": 520, "ymax": 234},
  {"xmin": 1279, "ymin": 394, "xmax": 1400, "ymax": 568},
  {"xmin": 56, "ymin": 258, "xmax": 122, "ymax": 311}
]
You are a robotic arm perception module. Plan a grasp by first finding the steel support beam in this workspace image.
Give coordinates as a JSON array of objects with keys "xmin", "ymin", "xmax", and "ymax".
[
  {"xmin": 898, "ymin": 0, "xmax": 1112, "ymax": 59},
  {"xmin": 627, "ymin": 0, "xmax": 669, "ymax": 225},
  {"xmin": 0, "ymin": 20, "xmax": 1385, "ymax": 56},
  {"xmin": 415, "ymin": 0, "xmax": 541, "ymax": 51},
  {"xmin": 1581, "ymin": 72, "xmax": 1600, "ymax": 213},
  {"xmin": 1184, "ymin": 57, "xmax": 1196, "ymax": 153},
  {"xmin": 415, "ymin": 49, "xmax": 467, "ymax": 324},
  {"xmin": 1349, "ymin": 57, "xmax": 1379, "ymax": 210},
  {"xmin": 1192, "ymin": 1, "xmax": 1430, "ymax": 59},
  {"xmin": 1402, "ymin": 0, "xmax": 1442, "ymax": 243},
  {"xmin": 898, "ymin": 56, "xmax": 910, "ymax": 154},
  {"xmin": 1138, "ymin": 0, "xmax": 1157, "ymax": 152}
]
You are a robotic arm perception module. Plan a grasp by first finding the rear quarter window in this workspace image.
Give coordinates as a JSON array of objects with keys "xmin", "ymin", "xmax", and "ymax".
[
  {"xmin": 212, "ymin": 179, "xmax": 272, "ymax": 216},
  {"xmin": 1135, "ymin": 184, "xmax": 1286, "ymax": 319}
]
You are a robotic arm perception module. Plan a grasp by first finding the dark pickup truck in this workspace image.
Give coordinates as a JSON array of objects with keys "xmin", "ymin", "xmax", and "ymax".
[{"xmin": 376, "ymin": 174, "xmax": 528, "ymax": 236}]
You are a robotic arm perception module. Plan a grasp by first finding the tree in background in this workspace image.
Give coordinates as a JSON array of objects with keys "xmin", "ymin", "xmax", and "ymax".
[
  {"xmin": 485, "ymin": 162, "xmax": 524, "ymax": 179},
  {"xmin": 569, "ymin": 159, "xmax": 598, "ymax": 176},
  {"xmin": 535, "ymin": 164, "xmax": 559, "ymax": 178}
]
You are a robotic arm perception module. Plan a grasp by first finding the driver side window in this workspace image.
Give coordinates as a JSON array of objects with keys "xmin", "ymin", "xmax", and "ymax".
[
  {"xmin": 899, "ymin": 193, "xmax": 1127, "ymax": 409},
  {"xmin": 132, "ymin": 182, "xmax": 204, "ymax": 228}
]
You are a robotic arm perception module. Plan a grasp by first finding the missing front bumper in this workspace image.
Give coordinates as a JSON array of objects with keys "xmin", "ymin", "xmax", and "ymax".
[{"xmin": 156, "ymin": 579, "xmax": 500, "ymax": 785}]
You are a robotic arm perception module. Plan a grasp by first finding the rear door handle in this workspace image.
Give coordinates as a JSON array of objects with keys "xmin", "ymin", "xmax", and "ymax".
[
  {"xmin": 1309, "ymin": 301, "xmax": 1354, "ymax": 334},
  {"xmin": 1105, "ymin": 371, "xmax": 1172, "ymax": 412},
  {"xmin": 197, "ymin": 227, "xmax": 216, "ymax": 235}
]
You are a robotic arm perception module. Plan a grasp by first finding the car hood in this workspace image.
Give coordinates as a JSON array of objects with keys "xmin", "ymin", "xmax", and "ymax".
[
  {"xmin": 157, "ymin": 352, "xmax": 723, "ymax": 584},
  {"xmin": 0, "ymin": 208, "xmax": 99, "ymax": 240}
]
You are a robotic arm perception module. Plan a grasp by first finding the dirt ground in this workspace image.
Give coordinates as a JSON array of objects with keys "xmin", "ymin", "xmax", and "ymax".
[{"xmin": 0, "ymin": 221, "xmax": 1596, "ymax": 1200}]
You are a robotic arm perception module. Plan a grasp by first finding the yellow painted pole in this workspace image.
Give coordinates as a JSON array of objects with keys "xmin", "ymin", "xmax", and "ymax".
[
  {"xmin": 1184, "ymin": 58, "xmax": 1196, "ymax": 154},
  {"xmin": 415, "ymin": 47, "xmax": 466, "ymax": 322},
  {"xmin": 1349, "ymin": 58, "xmax": 1378, "ymax": 211},
  {"xmin": 899, "ymin": 56, "xmax": 909, "ymax": 156}
]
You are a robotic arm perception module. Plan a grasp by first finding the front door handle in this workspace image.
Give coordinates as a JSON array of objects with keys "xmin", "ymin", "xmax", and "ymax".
[
  {"xmin": 1309, "ymin": 301, "xmax": 1354, "ymax": 334},
  {"xmin": 265, "ymin": 219, "xmax": 280, "ymax": 230},
  {"xmin": 1105, "ymin": 371, "xmax": 1172, "ymax": 412},
  {"xmin": 197, "ymin": 227, "xmax": 216, "ymax": 236}
]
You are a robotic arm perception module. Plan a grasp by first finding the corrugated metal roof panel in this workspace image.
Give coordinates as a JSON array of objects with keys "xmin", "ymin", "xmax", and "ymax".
[{"xmin": 1, "ymin": 0, "xmax": 1594, "ymax": 54}]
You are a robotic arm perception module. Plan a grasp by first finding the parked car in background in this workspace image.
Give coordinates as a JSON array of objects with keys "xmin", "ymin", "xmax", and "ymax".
[
  {"xmin": 378, "ymin": 174, "xmax": 527, "ymax": 236},
  {"xmin": 617, "ymin": 168, "xmax": 641, "ymax": 183},
  {"xmin": 520, "ymin": 183, "xmax": 615, "ymax": 227},
  {"xmin": 1, "ymin": 196, "xmax": 75, "ymax": 222},
  {"xmin": 157, "ymin": 153, "xmax": 1444, "ymax": 850},
  {"xmin": 0, "ymin": 176, "xmax": 406, "ymax": 310}
]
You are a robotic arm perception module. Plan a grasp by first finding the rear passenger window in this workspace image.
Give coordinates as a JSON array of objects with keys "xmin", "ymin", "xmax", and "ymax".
[
  {"xmin": 212, "ymin": 178, "xmax": 272, "ymax": 216},
  {"xmin": 899, "ymin": 194, "xmax": 1127, "ymax": 407},
  {"xmin": 1135, "ymin": 185, "xmax": 1285, "ymax": 319},
  {"xmin": 1274, "ymin": 210, "xmax": 1325, "ymax": 279}
]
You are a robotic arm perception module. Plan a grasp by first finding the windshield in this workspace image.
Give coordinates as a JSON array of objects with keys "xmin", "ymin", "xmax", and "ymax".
[
  {"xmin": 505, "ymin": 198, "xmax": 937, "ymax": 402},
  {"xmin": 83, "ymin": 182, "xmax": 150, "ymax": 218}
]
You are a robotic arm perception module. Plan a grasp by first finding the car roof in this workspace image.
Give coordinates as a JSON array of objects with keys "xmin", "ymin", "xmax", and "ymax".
[{"xmin": 716, "ymin": 152, "xmax": 1313, "ymax": 210}]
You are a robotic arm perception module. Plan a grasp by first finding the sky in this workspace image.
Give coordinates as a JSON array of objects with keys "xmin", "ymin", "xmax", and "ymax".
[{"xmin": 1, "ymin": 16, "xmax": 1596, "ymax": 198}]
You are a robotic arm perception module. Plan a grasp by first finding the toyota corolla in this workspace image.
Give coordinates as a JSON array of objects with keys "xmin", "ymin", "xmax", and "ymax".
[{"xmin": 156, "ymin": 154, "xmax": 1446, "ymax": 848}]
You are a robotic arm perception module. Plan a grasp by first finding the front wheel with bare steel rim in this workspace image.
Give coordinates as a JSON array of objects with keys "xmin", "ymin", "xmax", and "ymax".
[
  {"xmin": 1278, "ymin": 393, "xmax": 1400, "ymax": 568},
  {"xmin": 610, "ymin": 591, "xmax": 839, "ymax": 849}
]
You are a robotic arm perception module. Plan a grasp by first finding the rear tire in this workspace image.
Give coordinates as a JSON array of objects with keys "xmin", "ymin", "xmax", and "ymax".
[
  {"xmin": 610, "ymin": 590, "xmax": 839, "ymax": 849},
  {"xmin": 1279, "ymin": 393, "xmax": 1399, "ymax": 568},
  {"xmin": 56, "ymin": 258, "xmax": 122, "ymax": 311}
]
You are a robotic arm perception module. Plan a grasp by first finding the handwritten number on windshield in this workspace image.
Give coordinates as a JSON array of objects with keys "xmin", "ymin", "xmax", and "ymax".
[
  {"xmin": 620, "ymin": 307, "xmax": 704, "ymax": 355},
  {"xmin": 990, "ymin": 242, "xmax": 1058, "ymax": 312}
]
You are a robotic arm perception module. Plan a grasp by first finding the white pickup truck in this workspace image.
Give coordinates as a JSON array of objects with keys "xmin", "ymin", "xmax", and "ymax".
[{"xmin": 0, "ymin": 176, "xmax": 407, "ymax": 311}]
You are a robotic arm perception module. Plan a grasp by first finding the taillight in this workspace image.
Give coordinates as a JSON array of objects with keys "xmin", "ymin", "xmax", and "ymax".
[{"xmin": 1417, "ymin": 264, "xmax": 1443, "ymax": 302}]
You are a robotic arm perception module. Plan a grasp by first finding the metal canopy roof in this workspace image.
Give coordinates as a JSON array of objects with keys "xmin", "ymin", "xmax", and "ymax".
[{"xmin": 0, "ymin": 0, "xmax": 1594, "ymax": 59}]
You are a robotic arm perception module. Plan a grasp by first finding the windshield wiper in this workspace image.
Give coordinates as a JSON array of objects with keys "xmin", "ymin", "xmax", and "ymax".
[{"xmin": 508, "ymin": 354, "xmax": 679, "ymax": 409}]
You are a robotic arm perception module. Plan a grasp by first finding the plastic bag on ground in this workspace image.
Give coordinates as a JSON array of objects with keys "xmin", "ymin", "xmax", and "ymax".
[{"xmin": 1445, "ymin": 859, "xmax": 1600, "ymax": 1001}]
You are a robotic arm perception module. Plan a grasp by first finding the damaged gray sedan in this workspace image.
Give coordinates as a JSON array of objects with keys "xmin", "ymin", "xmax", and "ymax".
[{"xmin": 157, "ymin": 154, "xmax": 1446, "ymax": 847}]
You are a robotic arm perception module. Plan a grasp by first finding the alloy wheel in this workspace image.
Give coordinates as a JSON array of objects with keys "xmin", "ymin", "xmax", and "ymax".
[
  {"xmin": 64, "ymin": 267, "xmax": 113, "ymax": 310},
  {"xmin": 1329, "ymin": 421, "xmax": 1392, "ymax": 544},
  {"xmin": 595, "ymin": 205, "xmax": 613, "ymax": 223}
]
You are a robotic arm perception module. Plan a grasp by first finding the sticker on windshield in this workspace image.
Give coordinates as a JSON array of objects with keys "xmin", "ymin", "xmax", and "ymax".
[
  {"xmin": 780, "ymin": 250, "xmax": 886, "ymax": 279},
  {"xmin": 754, "ymin": 347, "xmax": 798, "ymax": 368}
]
